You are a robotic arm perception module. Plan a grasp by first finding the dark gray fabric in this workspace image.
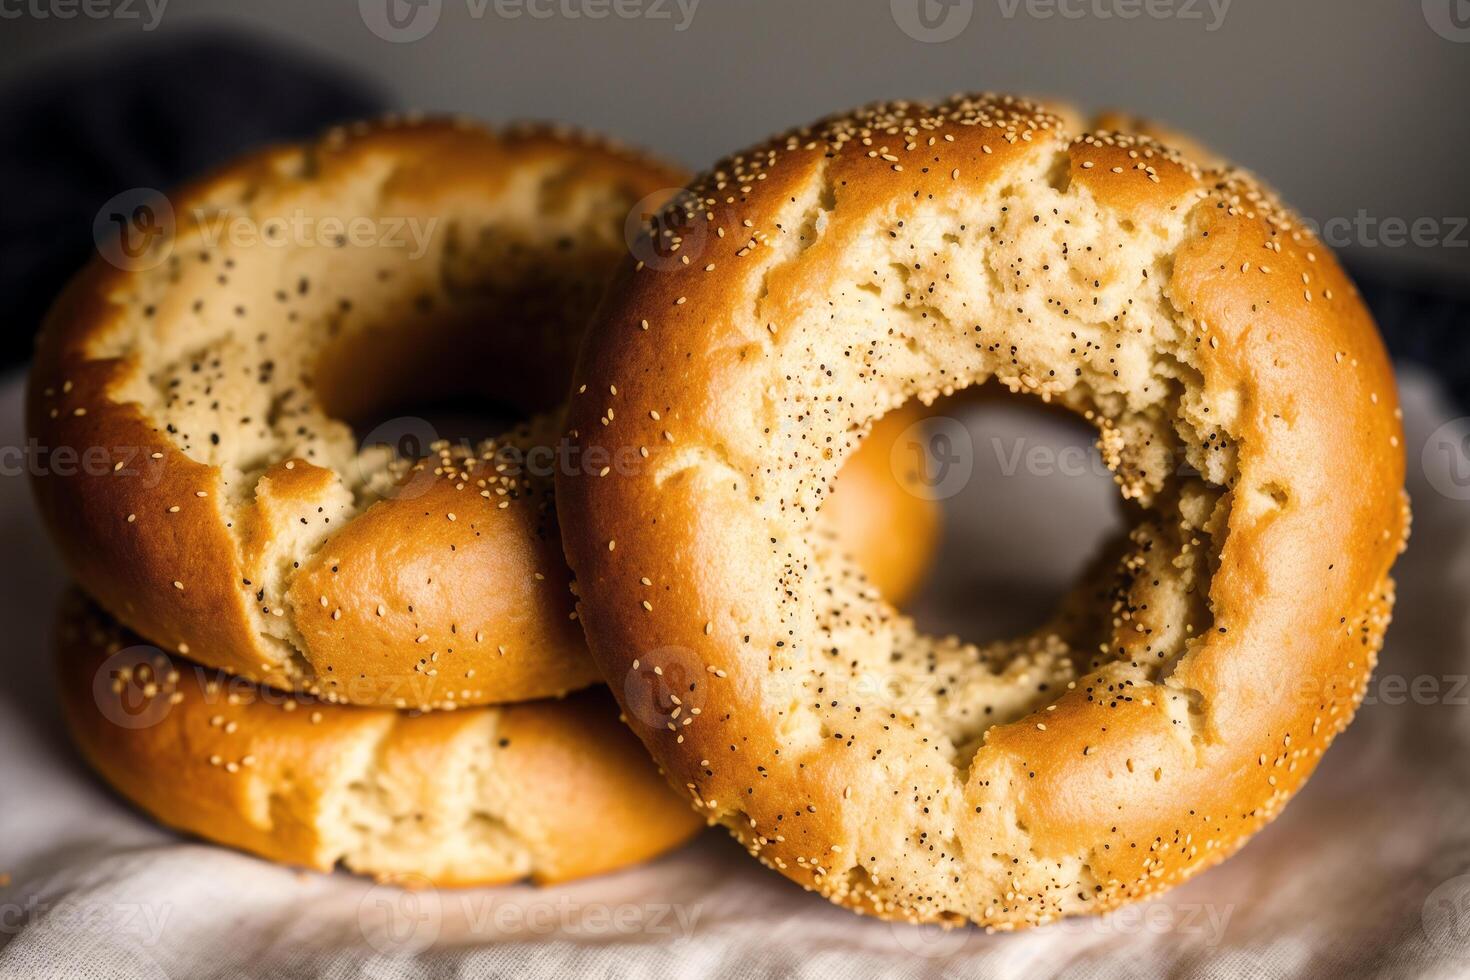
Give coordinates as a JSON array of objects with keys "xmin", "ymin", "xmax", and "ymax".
[{"xmin": 0, "ymin": 30, "xmax": 384, "ymax": 370}]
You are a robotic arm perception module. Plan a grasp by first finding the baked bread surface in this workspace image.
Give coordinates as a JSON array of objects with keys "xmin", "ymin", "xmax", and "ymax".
[{"xmin": 557, "ymin": 94, "xmax": 1409, "ymax": 927}]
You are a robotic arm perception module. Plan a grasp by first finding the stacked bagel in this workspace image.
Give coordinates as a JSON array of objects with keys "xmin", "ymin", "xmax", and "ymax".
[
  {"xmin": 29, "ymin": 118, "xmax": 939, "ymax": 885},
  {"xmin": 30, "ymin": 96, "xmax": 1406, "ymax": 929}
]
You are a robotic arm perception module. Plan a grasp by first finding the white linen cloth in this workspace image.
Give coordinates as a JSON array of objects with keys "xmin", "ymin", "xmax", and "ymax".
[{"xmin": 3, "ymin": 366, "xmax": 1470, "ymax": 979}]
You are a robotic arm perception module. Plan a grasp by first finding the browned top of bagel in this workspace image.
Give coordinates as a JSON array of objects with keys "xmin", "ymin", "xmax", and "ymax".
[
  {"xmin": 557, "ymin": 94, "xmax": 1408, "ymax": 928},
  {"xmin": 56, "ymin": 592, "xmax": 703, "ymax": 885},
  {"xmin": 27, "ymin": 117, "xmax": 689, "ymax": 708}
]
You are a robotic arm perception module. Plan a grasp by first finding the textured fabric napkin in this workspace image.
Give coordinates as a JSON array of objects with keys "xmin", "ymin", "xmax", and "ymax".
[{"xmin": 3, "ymin": 366, "xmax": 1470, "ymax": 980}]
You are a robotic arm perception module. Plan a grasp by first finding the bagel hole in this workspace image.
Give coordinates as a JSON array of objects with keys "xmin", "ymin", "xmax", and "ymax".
[
  {"xmin": 339, "ymin": 390, "xmax": 526, "ymax": 460},
  {"xmin": 311, "ymin": 305, "xmax": 574, "ymax": 442},
  {"xmin": 303, "ymin": 268, "xmax": 615, "ymax": 501},
  {"xmin": 801, "ymin": 371, "xmax": 1225, "ymax": 778},
  {"xmin": 903, "ymin": 389, "xmax": 1124, "ymax": 646}
]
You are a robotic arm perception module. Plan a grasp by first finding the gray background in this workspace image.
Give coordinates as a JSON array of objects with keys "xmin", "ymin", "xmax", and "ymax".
[{"xmin": 2, "ymin": 0, "xmax": 1468, "ymax": 279}]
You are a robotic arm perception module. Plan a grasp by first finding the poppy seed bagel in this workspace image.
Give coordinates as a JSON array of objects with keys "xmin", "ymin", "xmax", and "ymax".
[{"xmin": 556, "ymin": 94, "xmax": 1409, "ymax": 928}]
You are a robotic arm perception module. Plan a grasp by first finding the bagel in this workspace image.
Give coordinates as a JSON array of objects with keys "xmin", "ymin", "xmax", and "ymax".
[
  {"xmin": 56, "ymin": 592, "xmax": 702, "ymax": 885},
  {"xmin": 27, "ymin": 117, "xmax": 938, "ymax": 709},
  {"xmin": 557, "ymin": 94, "xmax": 1409, "ymax": 928}
]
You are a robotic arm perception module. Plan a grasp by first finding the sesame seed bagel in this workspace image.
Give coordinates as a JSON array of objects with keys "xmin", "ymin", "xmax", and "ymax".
[
  {"xmin": 556, "ymin": 94, "xmax": 1409, "ymax": 928},
  {"xmin": 57, "ymin": 592, "xmax": 702, "ymax": 885},
  {"xmin": 27, "ymin": 117, "xmax": 938, "ymax": 709}
]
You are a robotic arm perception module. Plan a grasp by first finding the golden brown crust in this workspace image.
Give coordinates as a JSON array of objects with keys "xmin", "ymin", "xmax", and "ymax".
[
  {"xmin": 56, "ymin": 592, "xmax": 703, "ymax": 886},
  {"xmin": 28, "ymin": 116, "xmax": 938, "ymax": 708},
  {"xmin": 556, "ymin": 94, "xmax": 1408, "ymax": 928}
]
